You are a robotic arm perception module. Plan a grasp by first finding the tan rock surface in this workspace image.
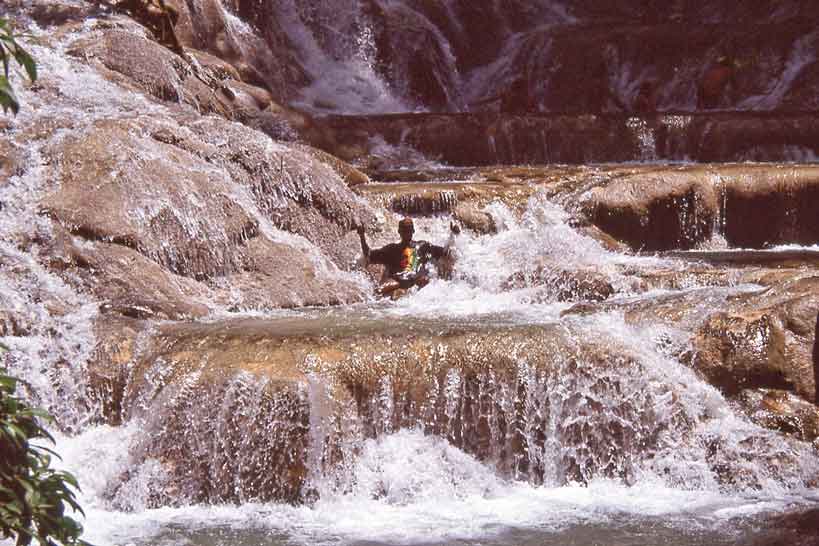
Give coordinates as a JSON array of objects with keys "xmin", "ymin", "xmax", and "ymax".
[{"xmin": 39, "ymin": 117, "xmax": 372, "ymax": 313}]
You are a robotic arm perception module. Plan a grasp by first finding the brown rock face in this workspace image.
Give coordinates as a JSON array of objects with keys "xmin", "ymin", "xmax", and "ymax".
[
  {"xmin": 720, "ymin": 166, "xmax": 819, "ymax": 248},
  {"xmin": 111, "ymin": 318, "xmax": 818, "ymax": 504},
  {"xmin": 579, "ymin": 164, "xmax": 819, "ymax": 251},
  {"xmin": 39, "ymin": 117, "xmax": 373, "ymax": 313},
  {"xmin": 690, "ymin": 276, "xmax": 819, "ymax": 401},
  {"xmin": 737, "ymin": 389, "xmax": 819, "ymax": 443},
  {"xmin": 582, "ymin": 170, "xmax": 718, "ymax": 251}
]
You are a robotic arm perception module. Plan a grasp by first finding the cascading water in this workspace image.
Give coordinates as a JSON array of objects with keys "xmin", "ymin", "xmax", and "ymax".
[
  {"xmin": 3, "ymin": 3, "xmax": 819, "ymax": 546},
  {"xmin": 32, "ymin": 193, "xmax": 819, "ymax": 545}
]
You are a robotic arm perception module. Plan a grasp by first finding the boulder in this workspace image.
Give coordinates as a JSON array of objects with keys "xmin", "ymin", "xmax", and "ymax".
[
  {"xmin": 581, "ymin": 169, "xmax": 718, "ymax": 251},
  {"xmin": 689, "ymin": 276, "xmax": 819, "ymax": 401},
  {"xmin": 40, "ymin": 117, "xmax": 372, "ymax": 312},
  {"xmin": 453, "ymin": 202, "xmax": 497, "ymax": 234},
  {"xmin": 736, "ymin": 389, "xmax": 819, "ymax": 443},
  {"xmin": 504, "ymin": 266, "xmax": 614, "ymax": 303},
  {"xmin": 692, "ymin": 310, "xmax": 796, "ymax": 396}
]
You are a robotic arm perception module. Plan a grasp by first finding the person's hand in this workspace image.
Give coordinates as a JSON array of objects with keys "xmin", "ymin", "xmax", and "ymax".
[
  {"xmin": 450, "ymin": 221, "xmax": 461, "ymax": 235},
  {"xmin": 352, "ymin": 218, "xmax": 366, "ymax": 236}
]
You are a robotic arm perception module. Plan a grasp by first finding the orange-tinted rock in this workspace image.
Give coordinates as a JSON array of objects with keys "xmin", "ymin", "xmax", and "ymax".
[
  {"xmin": 737, "ymin": 389, "xmax": 819, "ymax": 443},
  {"xmin": 581, "ymin": 170, "xmax": 718, "ymax": 251},
  {"xmin": 690, "ymin": 276, "xmax": 819, "ymax": 401}
]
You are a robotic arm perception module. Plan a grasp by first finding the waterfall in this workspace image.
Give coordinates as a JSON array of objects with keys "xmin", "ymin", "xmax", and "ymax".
[{"xmin": 3, "ymin": 2, "xmax": 819, "ymax": 546}]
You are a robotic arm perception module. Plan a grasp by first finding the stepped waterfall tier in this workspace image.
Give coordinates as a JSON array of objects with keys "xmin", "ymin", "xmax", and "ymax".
[{"xmin": 2, "ymin": 1, "xmax": 819, "ymax": 545}]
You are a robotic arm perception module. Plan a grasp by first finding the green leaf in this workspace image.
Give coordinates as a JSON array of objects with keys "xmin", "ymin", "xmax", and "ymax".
[
  {"xmin": 12, "ymin": 45, "xmax": 36, "ymax": 82},
  {"xmin": 0, "ymin": 75, "xmax": 19, "ymax": 115}
]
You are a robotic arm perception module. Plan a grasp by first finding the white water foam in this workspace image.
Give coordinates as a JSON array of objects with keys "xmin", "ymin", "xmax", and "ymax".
[
  {"xmin": 377, "ymin": 191, "xmax": 675, "ymax": 321},
  {"xmin": 272, "ymin": 0, "xmax": 412, "ymax": 114},
  {"xmin": 52, "ymin": 425, "xmax": 818, "ymax": 546}
]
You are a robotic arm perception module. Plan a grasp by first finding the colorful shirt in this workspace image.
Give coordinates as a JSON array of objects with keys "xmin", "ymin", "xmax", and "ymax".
[{"xmin": 369, "ymin": 240, "xmax": 446, "ymax": 278}]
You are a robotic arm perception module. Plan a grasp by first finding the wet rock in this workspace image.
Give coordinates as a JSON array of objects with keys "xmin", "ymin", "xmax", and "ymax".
[
  {"xmin": 187, "ymin": 48, "xmax": 242, "ymax": 81},
  {"xmin": 504, "ymin": 266, "xmax": 614, "ymax": 303},
  {"xmin": 692, "ymin": 310, "xmax": 795, "ymax": 396},
  {"xmin": 87, "ymin": 315, "xmax": 147, "ymax": 426},
  {"xmin": 581, "ymin": 170, "xmax": 718, "ymax": 251},
  {"xmin": 363, "ymin": 1, "xmax": 462, "ymax": 111},
  {"xmin": 220, "ymin": 236, "xmax": 367, "ymax": 309},
  {"xmin": 41, "ymin": 117, "xmax": 371, "ymax": 309},
  {"xmin": 719, "ymin": 165, "xmax": 819, "ymax": 248},
  {"xmin": 0, "ymin": 140, "xmax": 29, "ymax": 180},
  {"xmin": 68, "ymin": 30, "xmax": 232, "ymax": 117},
  {"xmin": 295, "ymin": 145, "xmax": 370, "ymax": 188},
  {"xmin": 742, "ymin": 507, "xmax": 819, "ymax": 546},
  {"xmin": 172, "ymin": 116, "xmax": 377, "ymax": 269},
  {"xmin": 690, "ymin": 276, "xmax": 819, "ymax": 401},
  {"xmin": 121, "ymin": 321, "xmax": 317, "ymax": 505},
  {"xmin": 42, "ymin": 118, "xmax": 257, "ymax": 278},
  {"xmin": 453, "ymin": 203, "xmax": 497, "ymax": 234},
  {"xmin": 736, "ymin": 389, "xmax": 819, "ymax": 443},
  {"xmin": 318, "ymin": 113, "xmax": 819, "ymax": 167},
  {"xmin": 116, "ymin": 318, "xmax": 816, "ymax": 504},
  {"xmin": 0, "ymin": 311, "xmax": 31, "ymax": 338},
  {"xmin": 180, "ymin": 0, "xmax": 306, "ymax": 100},
  {"xmin": 68, "ymin": 242, "xmax": 211, "ymax": 321}
]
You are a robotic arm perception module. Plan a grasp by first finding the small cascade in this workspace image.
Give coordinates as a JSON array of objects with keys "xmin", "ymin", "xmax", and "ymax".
[
  {"xmin": 258, "ymin": 0, "xmax": 412, "ymax": 114},
  {"xmin": 626, "ymin": 117, "xmax": 658, "ymax": 160}
]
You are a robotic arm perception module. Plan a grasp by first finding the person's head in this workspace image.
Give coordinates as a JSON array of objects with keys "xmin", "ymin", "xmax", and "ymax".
[{"xmin": 398, "ymin": 217, "xmax": 414, "ymax": 244}]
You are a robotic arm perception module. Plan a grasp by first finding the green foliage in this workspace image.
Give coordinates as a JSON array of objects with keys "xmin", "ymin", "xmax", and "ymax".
[
  {"xmin": 0, "ymin": 17, "xmax": 38, "ymax": 115},
  {"xmin": 0, "ymin": 351, "xmax": 90, "ymax": 546}
]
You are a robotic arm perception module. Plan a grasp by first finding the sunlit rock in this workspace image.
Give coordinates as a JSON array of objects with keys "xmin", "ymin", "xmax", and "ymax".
[
  {"xmin": 690, "ymin": 275, "xmax": 819, "ymax": 401},
  {"xmin": 68, "ymin": 29, "xmax": 231, "ymax": 116},
  {"xmin": 503, "ymin": 266, "xmax": 614, "ymax": 303},
  {"xmin": 581, "ymin": 170, "xmax": 718, "ymax": 251},
  {"xmin": 104, "ymin": 317, "xmax": 819, "ymax": 505},
  {"xmin": 38, "ymin": 116, "xmax": 372, "ymax": 312},
  {"xmin": 87, "ymin": 315, "xmax": 146, "ymax": 426},
  {"xmin": 736, "ymin": 389, "xmax": 819, "ymax": 443},
  {"xmin": 452, "ymin": 202, "xmax": 496, "ymax": 234}
]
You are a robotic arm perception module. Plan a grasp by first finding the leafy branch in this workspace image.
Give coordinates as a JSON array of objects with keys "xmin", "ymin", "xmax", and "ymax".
[
  {"xmin": 1, "ymin": 344, "xmax": 90, "ymax": 546},
  {"xmin": 0, "ymin": 17, "xmax": 37, "ymax": 115}
]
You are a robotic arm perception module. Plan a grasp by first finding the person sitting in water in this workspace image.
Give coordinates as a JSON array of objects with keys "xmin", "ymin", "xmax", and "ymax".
[{"xmin": 356, "ymin": 217, "xmax": 460, "ymax": 297}]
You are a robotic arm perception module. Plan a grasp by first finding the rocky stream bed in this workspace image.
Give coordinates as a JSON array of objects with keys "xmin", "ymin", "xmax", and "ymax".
[{"xmin": 2, "ymin": 1, "xmax": 819, "ymax": 545}]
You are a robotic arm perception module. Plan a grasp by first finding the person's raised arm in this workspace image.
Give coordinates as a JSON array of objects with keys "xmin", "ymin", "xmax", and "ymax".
[{"xmin": 356, "ymin": 224, "xmax": 370, "ymax": 259}]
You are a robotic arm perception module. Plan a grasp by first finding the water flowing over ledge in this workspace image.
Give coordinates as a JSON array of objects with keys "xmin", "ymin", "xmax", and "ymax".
[{"xmin": 2, "ymin": 1, "xmax": 819, "ymax": 545}]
